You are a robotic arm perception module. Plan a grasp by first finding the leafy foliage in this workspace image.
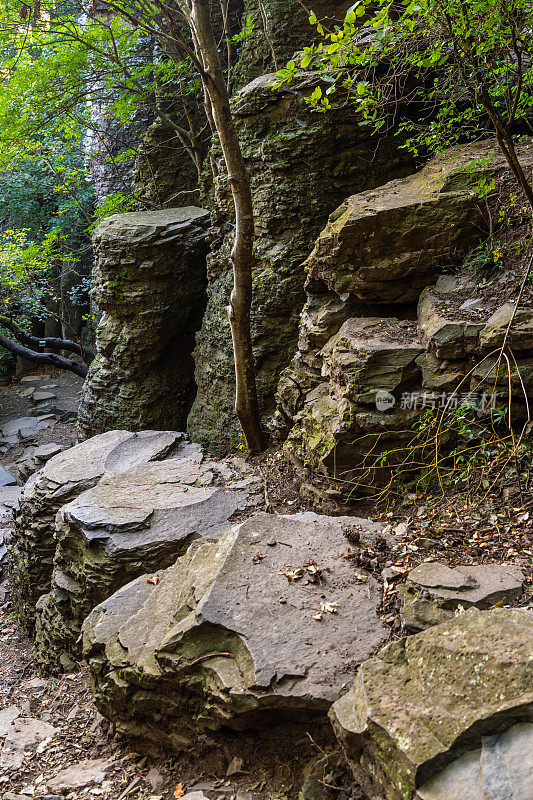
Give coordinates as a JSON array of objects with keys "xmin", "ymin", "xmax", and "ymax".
[{"xmin": 276, "ymin": 1, "xmax": 533, "ymax": 177}]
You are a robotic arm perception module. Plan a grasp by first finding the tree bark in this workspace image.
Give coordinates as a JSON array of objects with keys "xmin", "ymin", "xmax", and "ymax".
[
  {"xmin": 0, "ymin": 332, "xmax": 89, "ymax": 378},
  {"xmin": 0, "ymin": 317, "xmax": 94, "ymax": 364},
  {"xmin": 189, "ymin": 0, "xmax": 264, "ymax": 453}
]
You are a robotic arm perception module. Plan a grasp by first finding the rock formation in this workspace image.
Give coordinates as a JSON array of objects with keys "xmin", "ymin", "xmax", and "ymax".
[
  {"xmin": 330, "ymin": 608, "xmax": 533, "ymax": 800},
  {"xmin": 278, "ymin": 138, "xmax": 533, "ymax": 501},
  {"xmin": 77, "ymin": 208, "xmax": 210, "ymax": 438},
  {"xmin": 188, "ymin": 73, "xmax": 414, "ymax": 454},
  {"xmin": 9, "ymin": 430, "xmax": 185, "ymax": 631},
  {"xmin": 34, "ymin": 450, "xmax": 261, "ymax": 672}
]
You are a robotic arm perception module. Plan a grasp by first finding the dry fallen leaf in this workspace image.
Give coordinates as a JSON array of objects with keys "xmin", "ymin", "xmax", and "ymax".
[
  {"xmin": 174, "ymin": 783, "xmax": 185, "ymax": 799},
  {"xmin": 320, "ymin": 601, "xmax": 339, "ymax": 614},
  {"xmin": 147, "ymin": 576, "xmax": 160, "ymax": 585},
  {"xmin": 313, "ymin": 612, "xmax": 323, "ymax": 621}
]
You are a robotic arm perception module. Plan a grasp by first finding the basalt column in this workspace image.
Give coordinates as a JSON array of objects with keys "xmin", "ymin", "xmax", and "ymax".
[{"xmin": 78, "ymin": 208, "xmax": 210, "ymax": 438}]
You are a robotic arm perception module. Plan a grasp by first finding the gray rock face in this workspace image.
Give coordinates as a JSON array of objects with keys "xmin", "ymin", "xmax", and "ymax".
[
  {"xmin": 188, "ymin": 73, "xmax": 414, "ymax": 456},
  {"xmin": 83, "ymin": 512, "xmax": 388, "ymax": 751},
  {"xmin": 9, "ymin": 429, "xmax": 184, "ymax": 630},
  {"xmin": 78, "ymin": 207, "xmax": 210, "ymax": 439},
  {"xmin": 416, "ymin": 722, "xmax": 533, "ymax": 800},
  {"xmin": 34, "ymin": 451, "xmax": 261, "ymax": 673},
  {"xmin": 400, "ymin": 562, "xmax": 525, "ymax": 630},
  {"xmin": 330, "ymin": 608, "xmax": 533, "ymax": 800}
]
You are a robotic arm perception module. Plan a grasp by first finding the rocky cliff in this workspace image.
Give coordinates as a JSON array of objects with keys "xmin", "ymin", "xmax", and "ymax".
[
  {"xmin": 187, "ymin": 74, "xmax": 414, "ymax": 454},
  {"xmin": 78, "ymin": 208, "xmax": 210, "ymax": 438},
  {"xmin": 277, "ymin": 138, "xmax": 533, "ymax": 503}
]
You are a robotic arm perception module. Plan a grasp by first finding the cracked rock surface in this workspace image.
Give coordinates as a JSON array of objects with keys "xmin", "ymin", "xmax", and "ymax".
[
  {"xmin": 83, "ymin": 512, "xmax": 388, "ymax": 750},
  {"xmin": 399, "ymin": 562, "xmax": 525, "ymax": 630}
]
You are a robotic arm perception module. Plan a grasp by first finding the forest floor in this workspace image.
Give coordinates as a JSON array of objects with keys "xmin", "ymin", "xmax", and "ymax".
[{"xmin": 0, "ymin": 368, "xmax": 531, "ymax": 800}]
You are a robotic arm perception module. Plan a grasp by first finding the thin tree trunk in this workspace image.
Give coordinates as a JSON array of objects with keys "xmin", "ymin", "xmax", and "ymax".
[{"xmin": 190, "ymin": 0, "xmax": 264, "ymax": 453}]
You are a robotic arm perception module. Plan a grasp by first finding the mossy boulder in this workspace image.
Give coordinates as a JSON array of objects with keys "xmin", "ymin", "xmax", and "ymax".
[{"xmin": 330, "ymin": 608, "xmax": 533, "ymax": 800}]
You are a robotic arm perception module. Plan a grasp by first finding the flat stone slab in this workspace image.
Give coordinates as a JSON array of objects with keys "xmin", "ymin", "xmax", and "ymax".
[
  {"xmin": 10, "ymin": 429, "xmax": 185, "ymax": 630},
  {"xmin": 3, "ymin": 717, "xmax": 57, "ymax": 750},
  {"xmin": 0, "ymin": 468, "xmax": 16, "ymax": 488},
  {"xmin": 400, "ymin": 562, "xmax": 525, "ymax": 630},
  {"xmin": 0, "ymin": 707, "xmax": 20, "ymax": 737},
  {"xmin": 83, "ymin": 512, "xmax": 388, "ymax": 750},
  {"xmin": 47, "ymin": 758, "xmax": 113, "ymax": 792},
  {"xmin": 330, "ymin": 608, "xmax": 533, "ymax": 800},
  {"xmin": 33, "ymin": 444, "xmax": 65, "ymax": 462},
  {"xmin": 417, "ymin": 722, "xmax": 533, "ymax": 800},
  {"xmin": 1, "ymin": 418, "xmax": 51, "ymax": 438},
  {"xmin": 32, "ymin": 391, "xmax": 57, "ymax": 402}
]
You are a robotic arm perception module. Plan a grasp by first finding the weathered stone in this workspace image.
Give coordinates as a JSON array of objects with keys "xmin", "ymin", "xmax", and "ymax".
[
  {"xmin": 283, "ymin": 318, "xmax": 424, "ymax": 493},
  {"xmin": 10, "ymin": 429, "xmax": 184, "ymax": 630},
  {"xmin": 400, "ymin": 563, "xmax": 525, "ymax": 630},
  {"xmin": 34, "ymin": 452, "xmax": 261, "ymax": 672},
  {"xmin": 3, "ymin": 718, "xmax": 57, "ymax": 751},
  {"xmin": 1, "ymin": 417, "xmax": 51, "ymax": 439},
  {"xmin": 33, "ymin": 443, "xmax": 65, "ymax": 462},
  {"xmin": 188, "ymin": 72, "xmax": 414, "ymax": 455},
  {"xmin": 275, "ymin": 138, "xmax": 533, "ymax": 504},
  {"xmin": 233, "ymin": 1, "xmax": 352, "ymax": 87},
  {"xmin": 32, "ymin": 391, "xmax": 57, "ymax": 403},
  {"xmin": 417, "ymin": 722, "xmax": 533, "ymax": 800},
  {"xmin": 330, "ymin": 608, "xmax": 533, "ymax": 800},
  {"xmin": 83, "ymin": 512, "xmax": 388, "ymax": 751},
  {"xmin": 78, "ymin": 208, "xmax": 210, "ymax": 439},
  {"xmin": 305, "ymin": 140, "xmax": 533, "ymax": 303},
  {"xmin": 46, "ymin": 759, "xmax": 112, "ymax": 792}
]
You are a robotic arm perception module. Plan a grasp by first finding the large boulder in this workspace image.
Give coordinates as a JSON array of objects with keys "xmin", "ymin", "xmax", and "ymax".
[
  {"xmin": 416, "ymin": 721, "xmax": 533, "ymax": 800},
  {"xmin": 34, "ymin": 451, "xmax": 261, "ymax": 672},
  {"xmin": 9, "ymin": 429, "xmax": 184, "ymax": 630},
  {"xmin": 188, "ymin": 73, "xmax": 414, "ymax": 455},
  {"xmin": 83, "ymin": 512, "xmax": 389, "ymax": 751},
  {"xmin": 77, "ymin": 208, "xmax": 210, "ymax": 439},
  {"xmin": 330, "ymin": 608, "xmax": 533, "ymax": 800},
  {"xmin": 304, "ymin": 140, "xmax": 533, "ymax": 303}
]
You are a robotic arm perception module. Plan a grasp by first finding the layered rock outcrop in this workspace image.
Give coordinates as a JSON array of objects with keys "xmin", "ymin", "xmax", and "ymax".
[
  {"xmin": 34, "ymin": 451, "xmax": 261, "ymax": 672},
  {"xmin": 278, "ymin": 139, "xmax": 533, "ymax": 500},
  {"xmin": 330, "ymin": 608, "xmax": 533, "ymax": 800},
  {"xmin": 188, "ymin": 74, "xmax": 414, "ymax": 454},
  {"xmin": 78, "ymin": 208, "xmax": 210, "ymax": 438},
  {"xmin": 83, "ymin": 512, "xmax": 388, "ymax": 750},
  {"xmin": 9, "ymin": 430, "xmax": 185, "ymax": 630}
]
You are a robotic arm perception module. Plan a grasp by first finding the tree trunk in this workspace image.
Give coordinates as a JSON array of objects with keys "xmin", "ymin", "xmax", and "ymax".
[{"xmin": 189, "ymin": 0, "xmax": 264, "ymax": 453}]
